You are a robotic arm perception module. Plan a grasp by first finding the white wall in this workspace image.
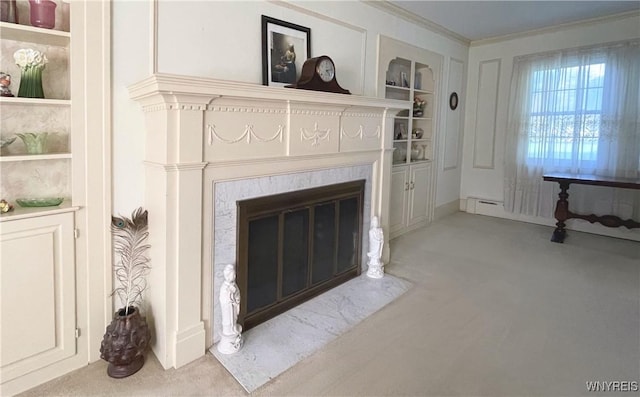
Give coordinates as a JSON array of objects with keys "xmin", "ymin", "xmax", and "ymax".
[
  {"xmin": 112, "ymin": 0, "xmax": 151, "ymax": 215},
  {"xmin": 461, "ymin": 13, "xmax": 640, "ymax": 240},
  {"xmin": 112, "ymin": 0, "xmax": 469, "ymax": 215}
]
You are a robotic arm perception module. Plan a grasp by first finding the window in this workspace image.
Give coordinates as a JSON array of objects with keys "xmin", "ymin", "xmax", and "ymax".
[
  {"xmin": 527, "ymin": 62, "xmax": 605, "ymax": 164},
  {"xmin": 504, "ymin": 40, "xmax": 639, "ymax": 217}
]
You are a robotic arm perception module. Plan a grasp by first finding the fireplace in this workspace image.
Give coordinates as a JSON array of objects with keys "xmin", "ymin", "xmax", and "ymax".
[
  {"xmin": 129, "ymin": 73, "xmax": 404, "ymax": 369},
  {"xmin": 212, "ymin": 166, "xmax": 373, "ymax": 344},
  {"xmin": 237, "ymin": 180, "xmax": 365, "ymax": 330}
]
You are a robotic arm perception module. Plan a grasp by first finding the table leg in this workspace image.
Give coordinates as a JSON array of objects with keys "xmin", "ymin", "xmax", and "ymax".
[{"xmin": 551, "ymin": 181, "xmax": 570, "ymax": 243}]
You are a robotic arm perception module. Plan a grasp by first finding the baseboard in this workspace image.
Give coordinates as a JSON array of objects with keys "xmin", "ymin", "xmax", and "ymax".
[
  {"xmin": 390, "ymin": 200, "xmax": 462, "ymax": 240},
  {"xmin": 0, "ymin": 353, "xmax": 86, "ymax": 396},
  {"xmin": 174, "ymin": 323, "xmax": 206, "ymax": 369},
  {"xmin": 434, "ymin": 199, "xmax": 460, "ymax": 220},
  {"xmin": 462, "ymin": 197, "xmax": 640, "ymax": 242},
  {"xmin": 389, "ymin": 219, "xmax": 428, "ymax": 240}
]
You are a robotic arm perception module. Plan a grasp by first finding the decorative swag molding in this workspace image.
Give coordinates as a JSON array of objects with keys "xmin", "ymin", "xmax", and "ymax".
[{"xmin": 129, "ymin": 73, "xmax": 409, "ymax": 164}]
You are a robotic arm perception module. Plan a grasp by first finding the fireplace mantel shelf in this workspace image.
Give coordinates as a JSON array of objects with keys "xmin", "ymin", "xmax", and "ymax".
[{"xmin": 129, "ymin": 73, "xmax": 410, "ymax": 111}]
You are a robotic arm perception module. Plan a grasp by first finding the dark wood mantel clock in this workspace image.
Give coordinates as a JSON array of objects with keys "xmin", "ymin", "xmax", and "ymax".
[{"xmin": 287, "ymin": 55, "xmax": 351, "ymax": 94}]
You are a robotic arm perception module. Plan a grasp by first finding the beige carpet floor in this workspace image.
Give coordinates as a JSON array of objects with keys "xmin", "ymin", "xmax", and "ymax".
[{"xmin": 19, "ymin": 213, "xmax": 640, "ymax": 396}]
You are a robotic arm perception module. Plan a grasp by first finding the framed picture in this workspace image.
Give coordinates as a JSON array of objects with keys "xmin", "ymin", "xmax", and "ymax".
[{"xmin": 262, "ymin": 15, "xmax": 311, "ymax": 87}]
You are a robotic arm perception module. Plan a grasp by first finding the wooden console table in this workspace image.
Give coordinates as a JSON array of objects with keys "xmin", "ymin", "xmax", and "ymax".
[{"xmin": 543, "ymin": 173, "xmax": 640, "ymax": 243}]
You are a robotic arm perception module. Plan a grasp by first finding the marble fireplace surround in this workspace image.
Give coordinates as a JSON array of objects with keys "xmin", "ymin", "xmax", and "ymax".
[
  {"xmin": 129, "ymin": 74, "xmax": 409, "ymax": 370},
  {"xmin": 213, "ymin": 165, "xmax": 372, "ymax": 343}
]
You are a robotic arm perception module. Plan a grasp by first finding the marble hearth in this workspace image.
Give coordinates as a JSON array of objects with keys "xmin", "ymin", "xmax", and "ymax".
[
  {"xmin": 129, "ymin": 74, "xmax": 409, "ymax": 370},
  {"xmin": 212, "ymin": 273, "xmax": 411, "ymax": 392}
]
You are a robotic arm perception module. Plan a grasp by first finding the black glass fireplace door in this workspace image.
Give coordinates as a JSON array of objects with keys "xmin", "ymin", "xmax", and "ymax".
[{"xmin": 237, "ymin": 180, "xmax": 364, "ymax": 331}]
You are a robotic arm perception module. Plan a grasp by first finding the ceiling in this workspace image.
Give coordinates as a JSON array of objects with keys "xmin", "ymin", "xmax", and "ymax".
[{"xmin": 389, "ymin": 1, "xmax": 640, "ymax": 42}]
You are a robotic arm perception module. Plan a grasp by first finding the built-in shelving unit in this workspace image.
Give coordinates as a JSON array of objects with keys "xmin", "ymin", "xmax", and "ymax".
[
  {"xmin": 0, "ymin": 3, "xmax": 82, "ymax": 395},
  {"xmin": 1, "ymin": 2, "xmax": 110, "ymax": 395},
  {"xmin": 0, "ymin": 13, "xmax": 71, "ymax": 208},
  {"xmin": 378, "ymin": 35, "xmax": 443, "ymax": 239},
  {"xmin": 385, "ymin": 58, "xmax": 435, "ymax": 166}
]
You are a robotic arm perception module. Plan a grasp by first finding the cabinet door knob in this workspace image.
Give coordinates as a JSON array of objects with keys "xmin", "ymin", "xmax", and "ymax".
[
  {"xmin": 409, "ymin": 181, "xmax": 415, "ymax": 190},
  {"xmin": 405, "ymin": 182, "xmax": 409, "ymax": 191}
]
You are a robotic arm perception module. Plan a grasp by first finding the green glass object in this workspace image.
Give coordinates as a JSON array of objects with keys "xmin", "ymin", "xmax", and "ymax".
[
  {"xmin": 16, "ymin": 132, "xmax": 48, "ymax": 154},
  {"xmin": 0, "ymin": 136, "xmax": 16, "ymax": 148},
  {"xmin": 17, "ymin": 65, "xmax": 45, "ymax": 98},
  {"xmin": 16, "ymin": 197, "xmax": 63, "ymax": 207}
]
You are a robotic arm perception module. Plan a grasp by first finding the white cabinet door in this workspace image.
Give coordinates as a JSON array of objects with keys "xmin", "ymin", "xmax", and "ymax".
[
  {"xmin": 389, "ymin": 166, "xmax": 409, "ymax": 235},
  {"xmin": 408, "ymin": 162, "xmax": 431, "ymax": 227},
  {"xmin": 0, "ymin": 212, "xmax": 76, "ymax": 387},
  {"xmin": 389, "ymin": 162, "xmax": 433, "ymax": 239}
]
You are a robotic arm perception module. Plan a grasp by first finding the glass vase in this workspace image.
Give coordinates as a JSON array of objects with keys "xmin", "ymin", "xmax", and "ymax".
[
  {"xmin": 28, "ymin": 0, "xmax": 56, "ymax": 29},
  {"xmin": 17, "ymin": 66, "xmax": 45, "ymax": 98},
  {"xmin": 17, "ymin": 132, "xmax": 48, "ymax": 154}
]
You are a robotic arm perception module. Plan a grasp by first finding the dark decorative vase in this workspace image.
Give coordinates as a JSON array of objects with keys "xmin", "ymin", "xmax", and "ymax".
[
  {"xmin": 0, "ymin": 0, "xmax": 19, "ymax": 23},
  {"xmin": 100, "ymin": 306, "xmax": 151, "ymax": 378}
]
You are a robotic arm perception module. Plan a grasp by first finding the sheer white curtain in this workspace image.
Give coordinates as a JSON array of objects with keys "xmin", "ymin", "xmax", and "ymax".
[{"xmin": 504, "ymin": 41, "xmax": 640, "ymax": 219}]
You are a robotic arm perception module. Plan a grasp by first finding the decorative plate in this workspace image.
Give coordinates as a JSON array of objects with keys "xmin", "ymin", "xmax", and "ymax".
[
  {"xmin": 449, "ymin": 92, "xmax": 459, "ymax": 110},
  {"xmin": 16, "ymin": 197, "xmax": 64, "ymax": 207}
]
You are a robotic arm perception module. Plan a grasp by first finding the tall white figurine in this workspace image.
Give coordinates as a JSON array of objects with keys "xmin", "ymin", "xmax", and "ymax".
[
  {"xmin": 366, "ymin": 216, "xmax": 385, "ymax": 279},
  {"xmin": 217, "ymin": 264, "xmax": 243, "ymax": 354}
]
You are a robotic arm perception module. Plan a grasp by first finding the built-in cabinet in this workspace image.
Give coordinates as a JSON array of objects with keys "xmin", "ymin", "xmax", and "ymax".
[
  {"xmin": 378, "ymin": 36, "xmax": 442, "ymax": 239},
  {"xmin": 0, "ymin": 1, "xmax": 110, "ymax": 395},
  {"xmin": 388, "ymin": 161, "xmax": 432, "ymax": 236},
  {"xmin": 0, "ymin": 211, "xmax": 77, "ymax": 386}
]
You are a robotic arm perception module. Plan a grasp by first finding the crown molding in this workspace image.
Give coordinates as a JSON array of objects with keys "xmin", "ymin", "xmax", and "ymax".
[
  {"xmin": 471, "ymin": 10, "xmax": 640, "ymax": 47},
  {"xmin": 362, "ymin": 0, "xmax": 470, "ymax": 46}
]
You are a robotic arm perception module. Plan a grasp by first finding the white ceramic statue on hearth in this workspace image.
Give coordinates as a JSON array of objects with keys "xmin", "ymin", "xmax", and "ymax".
[
  {"xmin": 217, "ymin": 264, "xmax": 243, "ymax": 354},
  {"xmin": 366, "ymin": 216, "xmax": 385, "ymax": 279}
]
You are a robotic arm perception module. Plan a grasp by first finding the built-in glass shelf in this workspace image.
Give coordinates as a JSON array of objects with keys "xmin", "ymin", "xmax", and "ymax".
[
  {"xmin": 0, "ymin": 200, "xmax": 78, "ymax": 222},
  {"xmin": 0, "ymin": 21, "xmax": 70, "ymax": 46},
  {"xmin": 0, "ymin": 97, "xmax": 71, "ymax": 106},
  {"xmin": 0, "ymin": 153, "xmax": 72, "ymax": 162},
  {"xmin": 414, "ymin": 88, "xmax": 434, "ymax": 95},
  {"xmin": 385, "ymin": 85, "xmax": 410, "ymax": 92},
  {"xmin": 392, "ymin": 159, "xmax": 433, "ymax": 167}
]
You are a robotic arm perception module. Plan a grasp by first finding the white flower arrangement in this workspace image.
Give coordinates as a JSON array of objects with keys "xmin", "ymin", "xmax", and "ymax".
[{"xmin": 13, "ymin": 49, "xmax": 48, "ymax": 70}]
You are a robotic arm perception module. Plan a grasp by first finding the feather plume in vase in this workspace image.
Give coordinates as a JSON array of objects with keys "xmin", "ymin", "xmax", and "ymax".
[{"xmin": 111, "ymin": 208, "xmax": 150, "ymax": 316}]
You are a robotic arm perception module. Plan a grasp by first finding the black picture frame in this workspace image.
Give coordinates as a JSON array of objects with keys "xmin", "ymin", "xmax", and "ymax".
[
  {"xmin": 261, "ymin": 15, "xmax": 311, "ymax": 87},
  {"xmin": 449, "ymin": 92, "xmax": 459, "ymax": 110}
]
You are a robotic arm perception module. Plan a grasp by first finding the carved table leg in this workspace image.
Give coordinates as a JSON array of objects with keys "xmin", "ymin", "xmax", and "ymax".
[{"xmin": 551, "ymin": 181, "xmax": 571, "ymax": 243}]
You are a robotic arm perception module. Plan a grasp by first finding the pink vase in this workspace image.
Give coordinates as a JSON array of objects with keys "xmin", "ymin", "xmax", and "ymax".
[{"xmin": 28, "ymin": 0, "xmax": 56, "ymax": 29}]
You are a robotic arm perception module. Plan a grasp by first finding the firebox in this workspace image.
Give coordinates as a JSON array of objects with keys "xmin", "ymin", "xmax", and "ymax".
[{"xmin": 236, "ymin": 180, "xmax": 365, "ymax": 330}]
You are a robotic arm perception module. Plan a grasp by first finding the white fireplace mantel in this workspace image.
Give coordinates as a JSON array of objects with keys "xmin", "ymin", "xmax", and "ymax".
[
  {"xmin": 129, "ymin": 73, "xmax": 409, "ymax": 109},
  {"xmin": 129, "ymin": 73, "xmax": 408, "ymax": 370}
]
